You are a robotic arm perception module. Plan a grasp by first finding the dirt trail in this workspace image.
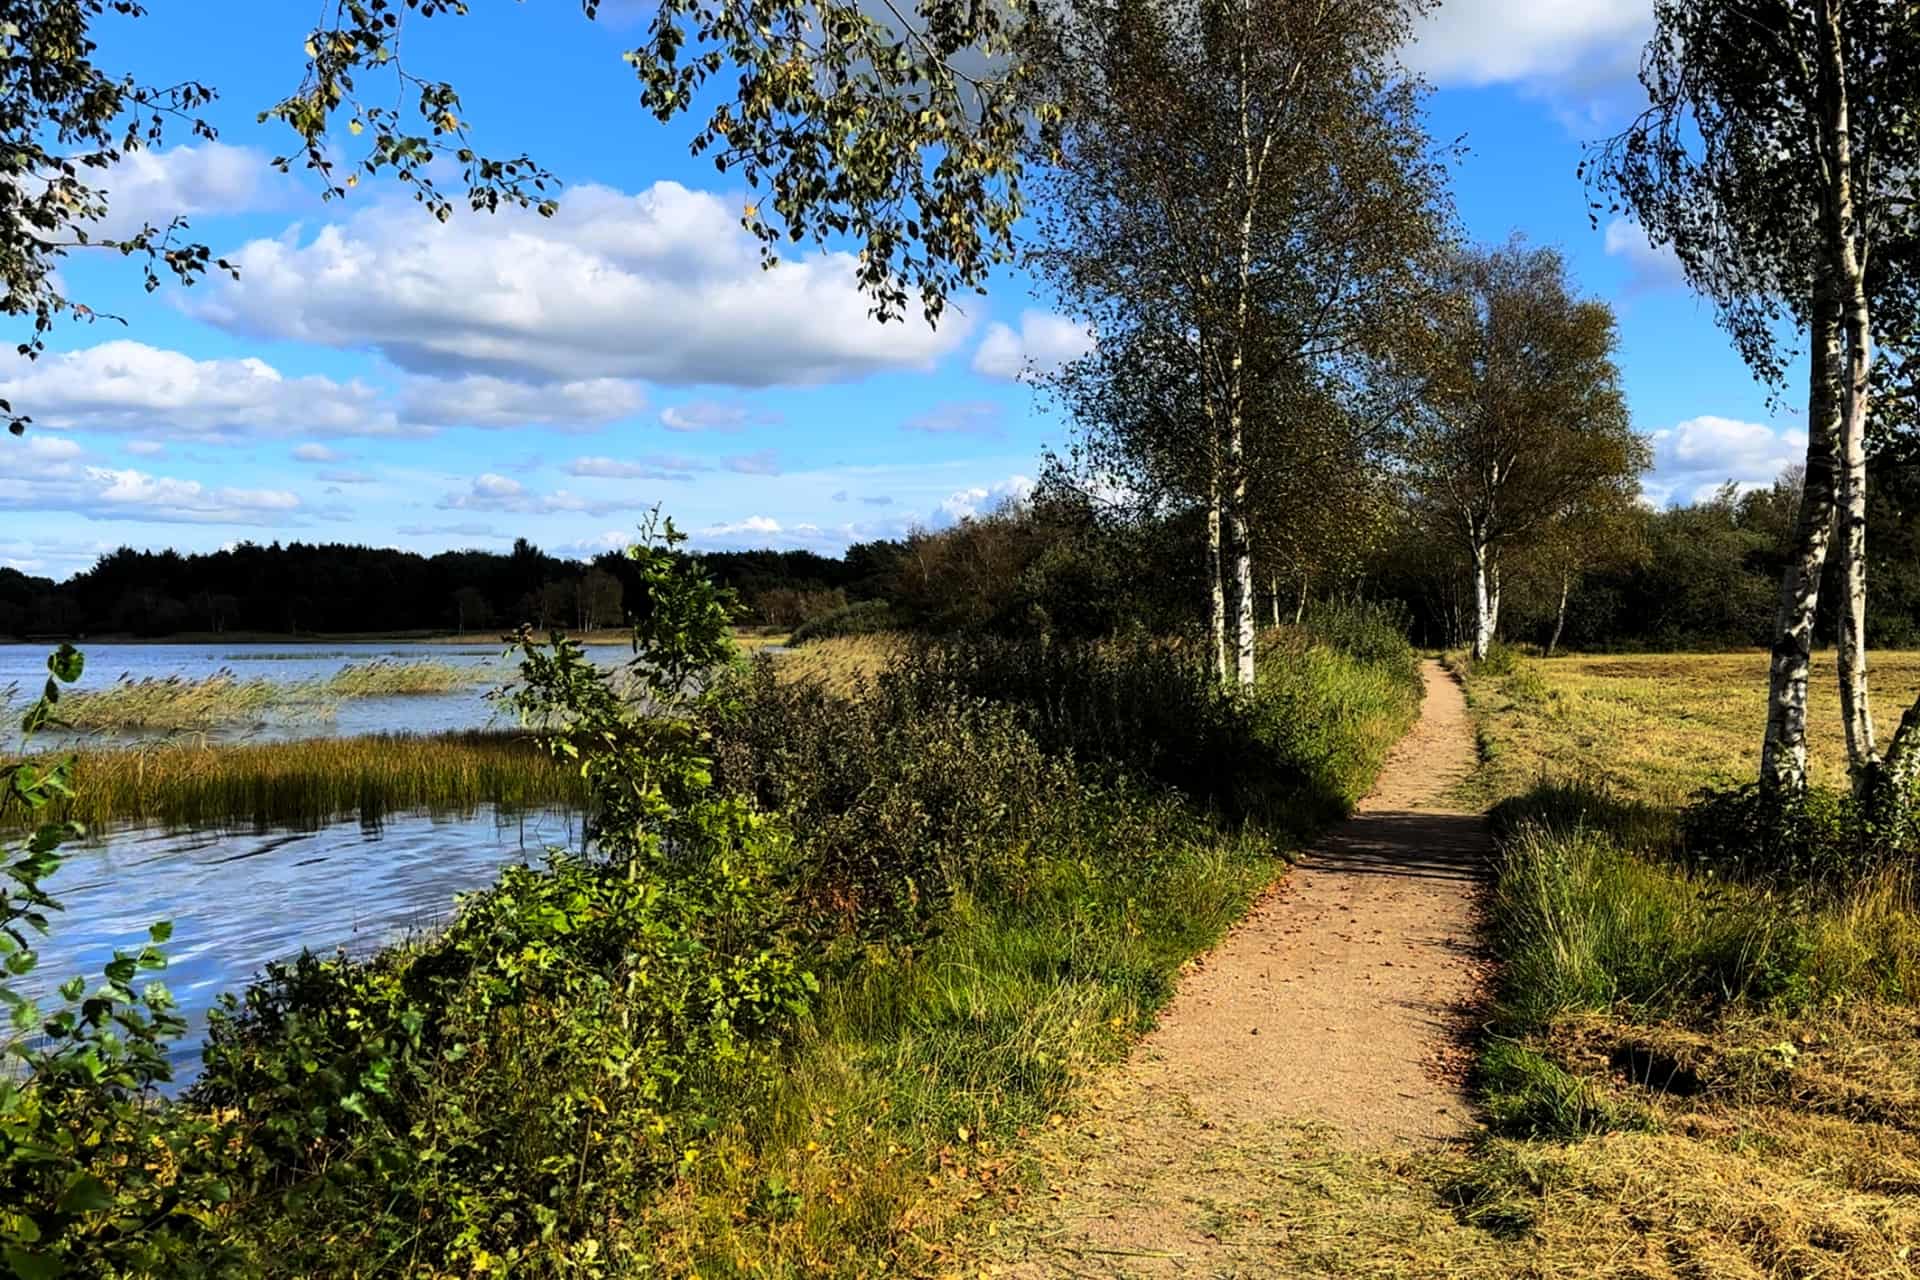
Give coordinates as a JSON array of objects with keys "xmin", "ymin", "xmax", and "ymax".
[{"xmin": 976, "ymin": 660, "xmax": 1486, "ymax": 1277}]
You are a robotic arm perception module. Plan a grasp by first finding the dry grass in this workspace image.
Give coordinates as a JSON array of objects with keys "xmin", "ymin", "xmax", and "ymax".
[
  {"xmin": 767, "ymin": 633, "xmax": 901, "ymax": 695},
  {"xmin": 1449, "ymin": 649, "xmax": 1920, "ymax": 808}
]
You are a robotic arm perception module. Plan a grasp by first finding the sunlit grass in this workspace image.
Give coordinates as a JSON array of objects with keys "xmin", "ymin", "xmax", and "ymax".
[{"xmin": 12, "ymin": 730, "xmax": 583, "ymax": 833}]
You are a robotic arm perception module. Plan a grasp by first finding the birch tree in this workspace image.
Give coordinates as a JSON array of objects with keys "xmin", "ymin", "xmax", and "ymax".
[
  {"xmin": 1400, "ymin": 243, "xmax": 1647, "ymax": 660},
  {"xmin": 1028, "ymin": 0, "xmax": 1448, "ymax": 689},
  {"xmin": 1586, "ymin": 0, "xmax": 1920, "ymax": 796}
]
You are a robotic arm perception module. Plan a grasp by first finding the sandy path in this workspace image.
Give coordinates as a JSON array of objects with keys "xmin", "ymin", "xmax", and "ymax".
[{"xmin": 976, "ymin": 660, "xmax": 1486, "ymax": 1276}]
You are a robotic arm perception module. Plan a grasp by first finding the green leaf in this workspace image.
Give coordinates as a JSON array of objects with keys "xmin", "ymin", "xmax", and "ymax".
[
  {"xmin": 56, "ymin": 1171, "xmax": 115, "ymax": 1214},
  {"xmin": 148, "ymin": 920, "xmax": 173, "ymax": 945},
  {"xmin": 47, "ymin": 645, "xmax": 82, "ymax": 684},
  {"xmin": 2, "ymin": 1244, "xmax": 61, "ymax": 1280}
]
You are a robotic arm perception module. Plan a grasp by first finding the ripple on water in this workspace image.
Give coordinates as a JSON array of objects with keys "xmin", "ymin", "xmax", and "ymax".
[{"xmin": 23, "ymin": 807, "xmax": 584, "ymax": 1084}]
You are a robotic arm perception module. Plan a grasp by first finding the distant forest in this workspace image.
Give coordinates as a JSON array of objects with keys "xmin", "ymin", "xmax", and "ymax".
[
  {"xmin": 0, "ymin": 538, "xmax": 907, "ymax": 639},
  {"xmin": 9, "ymin": 449, "xmax": 1920, "ymax": 649}
]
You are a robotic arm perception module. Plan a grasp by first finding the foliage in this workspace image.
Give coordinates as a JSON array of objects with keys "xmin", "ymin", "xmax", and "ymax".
[
  {"xmin": 1, "ymin": 645, "xmax": 242, "ymax": 1278},
  {"xmin": 787, "ymin": 599, "xmax": 898, "ymax": 646},
  {"xmin": 1678, "ymin": 780, "xmax": 1920, "ymax": 892}
]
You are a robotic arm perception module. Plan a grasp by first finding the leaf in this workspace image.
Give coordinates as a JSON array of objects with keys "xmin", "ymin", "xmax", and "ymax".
[
  {"xmin": 56, "ymin": 1171, "xmax": 115, "ymax": 1214},
  {"xmin": 2, "ymin": 1245, "xmax": 61, "ymax": 1280},
  {"xmin": 148, "ymin": 920, "xmax": 173, "ymax": 945}
]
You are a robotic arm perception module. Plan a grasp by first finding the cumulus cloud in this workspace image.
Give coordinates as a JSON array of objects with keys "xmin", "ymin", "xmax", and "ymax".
[
  {"xmin": 902, "ymin": 400, "xmax": 1006, "ymax": 439},
  {"xmin": 660, "ymin": 400, "xmax": 783, "ymax": 432},
  {"xmin": 436, "ymin": 472, "xmax": 642, "ymax": 517},
  {"xmin": 293, "ymin": 443, "xmax": 343, "ymax": 462},
  {"xmin": 0, "ymin": 342, "xmax": 399, "ymax": 439},
  {"xmin": 399, "ymin": 375, "xmax": 647, "ymax": 429},
  {"xmin": 0, "ymin": 452, "xmax": 303, "ymax": 526},
  {"xmin": 87, "ymin": 142, "xmax": 285, "ymax": 239},
  {"xmin": 1404, "ymin": 0, "xmax": 1649, "ymax": 89},
  {"xmin": 1604, "ymin": 217, "xmax": 1687, "ymax": 292},
  {"xmin": 935, "ymin": 474, "xmax": 1035, "ymax": 525},
  {"xmin": 1645, "ymin": 415, "xmax": 1806, "ymax": 506},
  {"xmin": 702, "ymin": 515, "xmax": 785, "ymax": 538},
  {"xmin": 197, "ymin": 181, "xmax": 969, "ymax": 386},
  {"xmin": 971, "ymin": 310, "xmax": 1096, "ymax": 381}
]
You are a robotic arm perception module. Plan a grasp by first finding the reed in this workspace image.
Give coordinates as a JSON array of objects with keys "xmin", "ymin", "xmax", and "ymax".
[
  {"xmin": 321, "ymin": 659, "xmax": 497, "ymax": 698},
  {"xmin": 16, "ymin": 730, "xmax": 583, "ymax": 833}
]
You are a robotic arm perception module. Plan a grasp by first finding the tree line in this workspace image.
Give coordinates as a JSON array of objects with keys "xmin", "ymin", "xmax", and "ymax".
[{"xmin": 0, "ymin": 539, "xmax": 906, "ymax": 639}]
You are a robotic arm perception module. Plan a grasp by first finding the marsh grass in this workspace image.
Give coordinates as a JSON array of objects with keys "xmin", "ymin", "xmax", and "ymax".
[
  {"xmin": 28, "ymin": 660, "xmax": 497, "ymax": 734},
  {"xmin": 770, "ymin": 633, "xmax": 902, "ymax": 694},
  {"xmin": 13, "ymin": 730, "xmax": 583, "ymax": 832}
]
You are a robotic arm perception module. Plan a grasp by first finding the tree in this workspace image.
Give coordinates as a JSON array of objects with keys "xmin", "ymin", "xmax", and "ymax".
[
  {"xmin": 1522, "ymin": 490, "xmax": 1646, "ymax": 658},
  {"xmin": 1586, "ymin": 0, "xmax": 1920, "ymax": 796},
  {"xmin": 451, "ymin": 585, "xmax": 493, "ymax": 636},
  {"xmin": 3, "ymin": 0, "xmax": 1037, "ymax": 433},
  {"xmin": 1399, "ymin": 242, "xmax": 1648, "ymax": 660},
  {"xmin": 1028, "ymin": 0, "xmax": 1448, "ymax": 688}
]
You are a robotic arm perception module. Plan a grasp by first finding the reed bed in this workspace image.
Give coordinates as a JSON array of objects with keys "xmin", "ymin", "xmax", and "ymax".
[
  {"xmin": 26, "ymin": 660, "xmax": 498, "ymax": 734},
  {"xmin": 14, "ymin": 730, "xmax": 583, "ymax": 833}
]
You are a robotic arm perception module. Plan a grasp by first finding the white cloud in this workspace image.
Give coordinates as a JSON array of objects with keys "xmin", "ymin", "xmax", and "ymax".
[
  {"xmin": 293, "ymin": 443, "xmax": 342, "ymax": 462},
  {"xmin": 1645, "ymin": 415, "xmax": 1806, "ymax": 506},
  {"xmin": 399, "ymin": 375, "xmax": 647, "ymax": 429},
  {"xmin": 903, "ymin": 400, "xmax": 1006, "ymax": 438},
  {"xmin": 0, "ymin": 455, "xmax": 303, "ymax": 526},
  {"xmin": 725, "ymin": 449, "xmax": 781, "ymax": 476},
  {"xmin": 660, "ymin": 400, "xmax": 782, "ymax": 432},
  {"xmin": 125, "ymin": 439, "xmax": 165, "ymax": 456},
  {"xmin": 198, "ymin": 181, "xmax": 969, "ymax": 386},
  {"xmin": 567, "ymin": 455, "xmax": 698, "ymax": 480},
  {"xmin": 703, "ymin": 515, "xmax": 785, "ymax": 538},
  {"xmin": 87, "ymin": 142, "xmax": 284, "ymax": 239},
  {"xmin": 971, "ymin": 310, "xmax": 1095, "ymax": 381},
  {"xmin": 935, "ymin": 474, "xmax": 1035, "ymax": 524},
  {"xmin": 1404, "ymin": 0, "xmax": 1649, "ymax": 89},
  {"xmin": 1604, "ymin": 217, "xmax": 1686, "ymax": 292},
  {"xmin": 0, "ymin": 341, "xmax": 399, "ymax": 439},
  {"xmin": 436, "ymin": 472, "xmax": 641, "ymax": 517}
]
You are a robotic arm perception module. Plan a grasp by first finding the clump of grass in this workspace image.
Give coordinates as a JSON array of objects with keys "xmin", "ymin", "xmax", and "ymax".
[
  {"xmin": 57, "ymin": 668, "xmax": 292, "ymax": 733},
  {"xmin": 16, "ymin": 730, "xmax": 583, "ymax": 833},
  {"xmin": 769, "ymin": 633, "xmax": 901, "ymax": 695},
  {"xmin": 321, "ymin": 658, "xmax": 493, "ymax": 697}
]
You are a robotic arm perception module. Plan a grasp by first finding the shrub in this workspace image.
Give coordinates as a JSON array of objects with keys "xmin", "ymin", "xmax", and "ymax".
[
  {"xmin": 1678, "ymin": 781, "xmax": 1916, "ymax": 892},
  {"xmin": 789, "ymin": 599, "xmax": 898, "ymax": 645}
]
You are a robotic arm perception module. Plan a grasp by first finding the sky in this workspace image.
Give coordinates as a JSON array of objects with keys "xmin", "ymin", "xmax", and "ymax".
[{"xmin": 0, "ymin": 0, "xmax": 1814, "ymax": 579}]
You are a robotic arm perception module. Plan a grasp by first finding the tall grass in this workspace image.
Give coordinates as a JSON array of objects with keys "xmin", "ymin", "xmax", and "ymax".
[
  {"xmin": 11, "ymin": 730, "xmax": 583, "ymax": 833},
  {"xmin": 30, "ymin": 660, "xmax": 496, "ymax": 734}
]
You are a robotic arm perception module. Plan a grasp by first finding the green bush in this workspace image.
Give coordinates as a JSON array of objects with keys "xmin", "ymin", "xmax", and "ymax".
[
  {"xmin": 1678, "ymin": 780, "xmax": 1917, "ymax": 892},
  {"xmin": 788, "ymin": 599, "xmax": 897, "ymax": 645}
]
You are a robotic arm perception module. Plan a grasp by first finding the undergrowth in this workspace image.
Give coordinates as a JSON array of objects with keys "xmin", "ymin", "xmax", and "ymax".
[{"xmin": 1, "ymin": 524, "xmax": 1422, "ymax": 1277}]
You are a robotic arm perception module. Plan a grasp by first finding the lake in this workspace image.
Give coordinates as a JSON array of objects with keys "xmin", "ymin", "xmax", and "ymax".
[{"xmin": 0, "ymin": 641, "xmax": 622, "ymax": 1084}]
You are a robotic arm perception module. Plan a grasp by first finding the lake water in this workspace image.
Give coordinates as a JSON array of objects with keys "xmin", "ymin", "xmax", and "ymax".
[
  {"xmin": 24, "ymin": 807, "xmax": 586, "ymax": 1084},
  {"xmin": 0, "ymin": 642, "xmax": 626, "ymax": 1085}
]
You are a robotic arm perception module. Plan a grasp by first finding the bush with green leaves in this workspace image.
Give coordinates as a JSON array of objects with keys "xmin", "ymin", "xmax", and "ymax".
[
  {"xmin": 2, "ymin": 646, "xmax": 244, "ymax": 1279},
  {"xmin": 787, "ymin": 598, "xmax": 898, "ymax": 645},
  {"xmin": 1677, "ymin": 780, "xmax": 1918, "ymax": 893}
]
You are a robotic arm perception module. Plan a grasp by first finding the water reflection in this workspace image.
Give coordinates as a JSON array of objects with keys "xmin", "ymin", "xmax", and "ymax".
[{"xmin": 29, "ymin": 807, "xmax": 584, "ymax": 1083}]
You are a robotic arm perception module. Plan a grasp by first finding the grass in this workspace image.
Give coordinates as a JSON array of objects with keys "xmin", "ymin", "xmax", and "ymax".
[
  {"xmin": 1441, "ymin": 647, "xmax": 1920, "ymax": 1278},
  {"xmin": 28, "ymin": 659, "xmax": 497, "ymax": 734},
  {"xmin": 10, "ymin": 730, "xmax": 584, "ymax": 833},
  {"xmin": 767, "ymin": 632, "xmax": 902, "ymax": 694},
  {"xmin": 1446, "ymin": 647, "xmax": 1920, "ymax": 808}
]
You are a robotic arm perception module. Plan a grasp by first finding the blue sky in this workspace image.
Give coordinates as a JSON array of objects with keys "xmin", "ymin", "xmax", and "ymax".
[{"xmin": 0, "ymin": 0, "xmax": 1812, "ymax": 579}]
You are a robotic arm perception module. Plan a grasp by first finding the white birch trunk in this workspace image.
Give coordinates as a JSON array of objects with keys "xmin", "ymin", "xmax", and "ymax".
[
  {"xmin": 1270, "ymin": 575, "xmax": 1281, "ymax": 629},
  {"xmin": 1546, "ymin": 573, "xmax": 1571, "ymax": 659},
  {"xmin": 1207, "ymin": 475, "xmax": 1228, "ymax": 685},
  {"xmin": 1471, "ymin": 536, "xmax": 1494, "ymax": 661},
  {"xmin": 1295, "ymin": 573, "xmax": 1308, "ymax": 627},
  {"xmin": 1818, "ymin": 0, "xmax": 1877, "ymax": 780},
  {"xmin": 1760, "ymin": 267, "xmax": 1842, "ymax": 796}
]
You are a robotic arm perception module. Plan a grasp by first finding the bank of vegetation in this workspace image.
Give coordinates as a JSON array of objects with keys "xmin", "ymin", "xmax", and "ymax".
[
  {"xmin": 0, "ymin": 532, "xmax": 1422, "ymax": 1277},
  {"xmin": 1442, "ymin": 652, "xmax": 1920, "ymax": 1277}
]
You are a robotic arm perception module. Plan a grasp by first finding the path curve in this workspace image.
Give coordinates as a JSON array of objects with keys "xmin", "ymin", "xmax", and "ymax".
[{"xmin": 978, "ymin": 660, "xmax": 1486, "ymax": 1276}]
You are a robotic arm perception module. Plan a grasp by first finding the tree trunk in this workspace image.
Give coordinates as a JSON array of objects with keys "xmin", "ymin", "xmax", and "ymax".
[
  {"xmin": 1546, "ymin": 573, "xmax": 1571, "ymax": 658},
  {"xmin": 1228, "ymin": 438, "xmax": 1256, "ymax": 690},
  {"xmin": 1817, "ymin": 0, "xmax": 1877, "ymax": 781},
  {"xmin": 1760, "ymin": 266, "xmax": 1842, "ymax": 797},
  {"xmin": 1294, "ymin": 573, "xmax": 1308, "ymax": 626},
  {"xmin": 1270, "ymin": 575, "xmax": 1280, "ymax": 629},
  {"xmin": 1488, "ymin": 555, "xmax": 1502, "ymax": 639},
  {"xmin": 1471, "ymin": 537, "xmax": 1494, "ymax": 661},
  {"xmin": 1206, "ymin": 476, "xmax": 1228, "ymax": 685}
]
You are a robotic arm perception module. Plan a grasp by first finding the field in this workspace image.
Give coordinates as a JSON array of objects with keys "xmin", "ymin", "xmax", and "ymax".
[{"xmin": 1454, "ymin": 649, "xmax": 1920, "ymax": 806}]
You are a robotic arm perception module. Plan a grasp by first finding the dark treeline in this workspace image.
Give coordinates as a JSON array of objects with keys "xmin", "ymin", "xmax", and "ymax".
[{"xmin": 0, "ymin": 538, "xmax": 906, "ymax": 639}]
